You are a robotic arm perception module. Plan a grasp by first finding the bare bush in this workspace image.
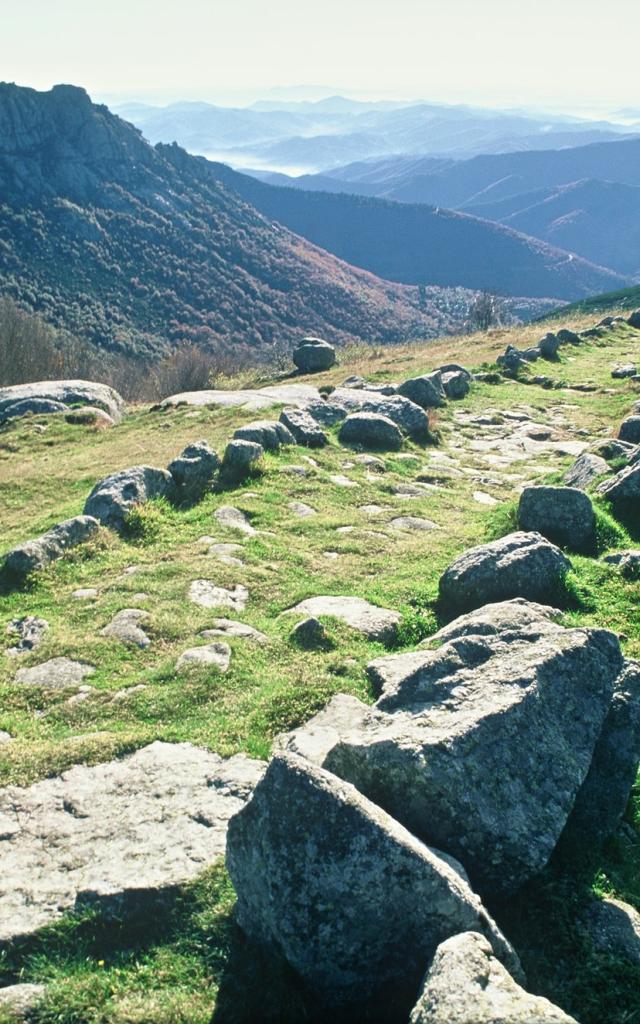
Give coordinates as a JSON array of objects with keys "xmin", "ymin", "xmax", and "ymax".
[{"xmin": 467, "ymin": 291, "xmax": 507, "ymax": 332}]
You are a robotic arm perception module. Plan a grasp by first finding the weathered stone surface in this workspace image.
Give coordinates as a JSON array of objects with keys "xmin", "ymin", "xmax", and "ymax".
[
  {"xmin": 208, "ymin": 542, "xmax": 243, "ymax": 566},
  {"xmin": 233, "ymin": 420, "xmax": 294, "ymax": 450},
  {"xmin": 292, "ymin": 337, "xmax": 336, "ymax": 373},
  {"xmin": 71, "ymin": 587, "xmax": 99, "ymax": 600},
  {"xmin": 84, "ymin": 466, "xmax": 176, "ymax": 530},
  {"xmin": 101, "ymin": 609, "xmax": 151, "ymax": 648},
  {"xmin": 289, "ymin": 616, "xmax": 330, "ymax": 649},
  {"xmin": 338, "ymin": 412, "xmax": 403, "ymax": 451},
  {"xmin": 441, "ymin": 370, "xmax": 470, "ymax": 400},
  {"xmin": 439, "ymin": 532, "xmax": 571, "ymax": 615},
  {"xmin": 557, "ymin": 328, "xmax": 582, "ymax": 345},
  {"xmin": 429, "ymin": 597, "xmax": 562, "ymax": 645},
  {"xmin": 287, "ymin": 500, "xmax": 316, "ymax": 518},
  {"xmin": 0, "ymin": 983, "xmax": 46, "ymax": 1019},
  {"xmin": 497, "ymin": 345, "xmax": 526, "ymax": 375},
  {"xmin": 592, "ymin": 438, "xmax": 636, "ymax": 462},
  {"xmin": 562, "ymin": 660, "xmax": 640, "ymax": 848},
  {"xmin": 626, "ymin": 308, "xmax": 640, "ymax": 329},
  {"xmin": 598, "ymin": 461, "xmax": 640, "ymax": 511},
  {"xmin": 214, "ymin": 505, "xmax": 256, "ymax": 535},
  {"xmin": 612, "ymin": 364, "xmax": 638, "ymax": 379},
  {"xmin": 279, "ymin": 408, "xmax": 327, "ymax": 447},
  {"xmin": 227, "ymin": 753, "xmax": 519, "ymax": 1013},
  {"xmin": 305, "ymin": 401, "xmax": 348, "ymax": 427},
  {"xmin": 188, "ymin": 580, "xmax": 249, "ymax": 611},
  {"xmin": 518, "ymin": 485, "xmax": 596, "ymax": 553},
  {"xmin": 283, "ymin": 606, "xmax": 622, "ymax": 896},
  {"xmin": 0, "ymin": 380, "xmax": 124, "ymax": 423},
  {"xmin": 283, "ymin": 595, "xmax": 401, "ymax": 642},
  {"xmin": 619, "ymin": 417, "xmax": 640, "ymax": 445},
  {"xmin": 0, "ymin": 742, "xmax": 265, "ymax": 945},
  {"xmin": 168, "ymin": 441, "xmax": 219, "ymax": 501},
  {"xmin": 0, "ymin": 731, "xmax": 12, "ymax": 744},
  {"xmin": 603, "ymin": 549, "xmax": 640, "ymax": 580},
  {"xmin": 221, "ymin": 439, "xmax": 263, "ymax": 476},
  {"xmin": 199, "ymin": 619, "xmax": 268, "ymax": 644},
  {"xmin": 159, "ymin": 384, "xmax": 321, "ymax": 411},
  {"xmin": 4, "ymin": 516, "xmax": 100, "ymax": 578},
  {"xmin": 564, "ymin": 452, "xmax": 609, "ymax": 490},
  {"xmin": 0, "ymin": 397, "xmax": 68, "ymax": 422},
  {"xmin": 581, "ymin": 898, "xmax": 640, "ymax": 965},
  {"xmin": 65, "ymin": 406, "xmax": 115, "ymax": 428},
  {"xmin": 538, "ymin": 332, "xmax": 561, "ymax": 360},
  {"xmin": 5, "ymin": 617, "xmax": 49, "ymax": 656},
  {"xmin": 327, "ymin": 389, "xmax": 430, "ymax": 439},
  {"xmin": 14, "ymin": 657, "xmax": 95, "ymax": 690},
  {"xmin": 391, "ymin": 516, "xmax": 439, "ymax": 531},
  {"xmin": 176, "ymin": 642, "xmax": 231, "ymax": 673},
  {"xmin": 397, "ymin": 372, "xmax": 446, "ymax": 409},
  {"xmin": 410, "ymin": 932, "xmax": 577, "ymax": 1024}
]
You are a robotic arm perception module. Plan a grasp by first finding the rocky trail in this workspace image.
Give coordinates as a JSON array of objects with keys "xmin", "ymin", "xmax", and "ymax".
[{"xmin": 0, "ymin": 321, "xmax": 639, "ymax": 1022}]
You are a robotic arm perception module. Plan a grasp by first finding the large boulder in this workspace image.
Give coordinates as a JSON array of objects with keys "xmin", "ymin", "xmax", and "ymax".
[
  {"xmin": 563, "ymin": 452, "xmax": 609, "ymax": 490},
  {"xmin": 538, "ymin": 332, "xmax": 561, "ymax": 360},
  {"xmin": 557, "ymin": 328, "xmax": 582, "ymax": 345},
  {"xmin": 438, "ymin": 532, "xmax": 572, "ymax": 616},
  {"xmin": 397, "ymin": 371, "xmax": 446, "ymax": 409},
  {"xmin": 0, "ymin": 983, "xmax": 46, "ymax": 1019},
  {"xmin": 0, "ymin": 397, "xmax": 68, "ymax": 422},
  {"xmin": 84, "ymin": 466, "xmax": 176, "ymax": 530},
  {"xmin": 598, "ymin": 462, "xmax": 640, "ymax": 514},
  {"xmin": 338, "ymin": 412, "xmax": 403, "ymax": 451},
  {"xmin": 0, "ymin": 742, "xmax": 264, "ymax": 945},
  {"xmin": 279, "ymin": 407, "xmax": 328, "ymax": 447},
  {"xmin": 226, "ymin": 752, "xmax": 519, "ymax": 1014},
  {"xmin": 327, "ymin": 389, "xmax": 430, "ymax": 439},
  {"xmin": 221, "ymin": 439, "xmax": 264, "ymax": 478},
  {"xmin": 281, "ymin": 601, "xmax": 623, "ymax": 897},
  {"xmin": 4, "ymin": 515, "xmax": 100, "ymax": 579},
  {"xmin": 158, "ymin": 383, "xmax": 321, "ymax": 411},
  {"xmin": 292, "ymin": 337, "xmax": 336, "ymax": 373},
  {"xmin": 168, "ymin": 441, "xmax": 219, "ymax": 502},
  {"xmin": 441, "ymin": 370, "xmax": 470, "ymax": 400},
  {"xmin": 619, "ymin": 417, "xmax": 640, "ymax": 445},
  {"xmin": 581, "ymin": 898, "xmax": 640, "ymax": 966},
  {"xmin": 517, "ymin": 485, "xmax": 596, "ymax": 553},
  {"xmin": 410, "ymin": 931, "xmax": 577, "ymax": 1024},
  {"xmin": 0, "ymin": 380, "xmax": 124, "ymax": 423},
  {"xmin": 627, "ymin": 308, "xmax": 640, "ymax": 329},
  {"xmin": 233, "ymin": 420, "xmax": 294, "ymax": 450}
]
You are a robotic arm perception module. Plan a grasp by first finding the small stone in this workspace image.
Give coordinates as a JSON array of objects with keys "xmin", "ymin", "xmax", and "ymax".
[
  {"xmin": 518, "ymin": 485, "xmax": 596, "ymax": 553},
  {"xmin": 612, "ymin": 364, "xmax": 638, "ymax": 379},
  {"xmin": 473, "ymin": 491, "xmax": 499, "ymax": 505},
  {"xmin": 329, "ymin": 474, "xmax": 358, "ymax": 487},
  {"xmin": 0, "ymin": 731, "xmax": 13, "ymax": 744},
  {"xmin": 397, "ymin": 372, "xmax": 446, "ymax": 409},
  {"xmin": 284, "ymin": 595, "xmax": 401, "ymax": 642},
  {"xmin": 188, "ymin": 581, "xmax": 249, "ymax": 611},
  {"xmin": 214, "ymin": 506, "xmax": 256, "ymax": 535},
  {"xmin": 168, "ymin": 441, "xmax": 219, "ymax": 502},
  {"xmin": 72, "ymin": 587, "xmax": 99, "ymax": 600},
  {"xmin": 581, "ymin": 898, "xmax": 640, "ymax": 966},
  {"xmin": 288, "ymin": 501, "xmax": 317, "ymax": 518},
  {"xmin": 5, "ymin": 617, "xmax": 49, "ymax": 656},
  {"xmin": 355, "ymin": 454, "xmax": 386, "ymax": 471},
  {"xmin": 101, "ymin": 609, "xmax": 151, "ymax": 648},
  {"xmin": 65, "ymin": 406, "xmax": 115, "ymax": 428},
  {"xmin": 4, "ymin": 516, "xmax": 100, "ymax": 578},
  {"xmin": 14, "ymin": 657, "xmax": 95, "ymax": 690},
  {"xmin": 222, "ymin": 439, "xmax": 264, "ymax": 477},
  {"xmin": 280, "ymin": 408, "xmax": 328, "ymax": 447},
  {"xmin": 234, "ymin": 420, "xmax": 294, "ymax": 450},
  {"xmin": 199, "ymin": 619, "xmax": 268, "ymax": 644},
  {"xmin": 338, "ymin": 412, "xmax": 403, "ymax": 451},
  {"xmin": 176, "ymin": 642, "xmax": 231, "ymax": 673},
  {"xmin": 564, "ymin": 452, "xmax": 609, "ymax": 490},
  {"xmin": 0, "ymin": 983, "xmax": 47, "ymax": 1019},
  {"xmin": 619, "ymin": 417, "xmax": 640, "ymax": 445},
  {"xmin": 390, "ymin": 516, "xmax": 438, "ymax": 531}
]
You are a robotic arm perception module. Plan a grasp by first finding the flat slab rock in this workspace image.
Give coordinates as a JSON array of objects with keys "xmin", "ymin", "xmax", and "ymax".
[
  {"xmin": 0, "ymin": 742, "xmax": 265, "ymax": 946},
  {"xmin": 283, "ymin": 596, "xmax": 401, "ymax": 642},
  {"xmin": 14, "ymin": 657, "xmax": 95, "ymax": 690},
  {"xmin": 159, "ymin": 384, "xmax": 320, "ymax": 411},
  {"xmin": 176, "ymin": 642, "xmax": 231, "ymax": 673},
  {"xmin": 189, "ymin": 580, "xmax": 249, "ymax": 611},
  {"xmin": 0, "ymin": 379, "xmax": 124, "ymax": 423}
]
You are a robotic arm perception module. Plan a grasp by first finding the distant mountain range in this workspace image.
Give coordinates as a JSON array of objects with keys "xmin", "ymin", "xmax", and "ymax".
[
  {"xmin": 0, "ymin": 83, "xmax": 471, "ymax": 356},
  {"xmin": 206, "ymin": 163, "xmax": 628, "ymax": 299},
  {"xmin": 115, "ymin": 96, "xmax": 639, "ymax": 173}
]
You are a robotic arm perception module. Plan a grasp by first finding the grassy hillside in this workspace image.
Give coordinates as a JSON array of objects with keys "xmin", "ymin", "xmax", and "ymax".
[
  {"xmin": 548, "ymin": 284, "xmax": 640, "ymax": 319},
  {"xmin": 0, "ymin": 312, "xmax": 639, "ymax": 1023}
]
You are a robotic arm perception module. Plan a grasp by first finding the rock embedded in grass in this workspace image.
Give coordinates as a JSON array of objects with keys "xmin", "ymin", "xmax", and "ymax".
[
  {"xmin": 226, "ymin": 752, "xmax": 519, "ymax": 1015},
  {"xmin": 0, "ymin": 983, "xmax": 47, "ymax": 1019},
  {"xmin": 214, "ymin": 505, "xmax": 256, "ymax": 535},
  {"xmin": 279, "ymin": 407, "xmax": 328, "ymax": 447},
  {"xmin": 283, "ymin": 595, "xmax": 401, "ymax": 643},
  {"xmin": 4, "ymin": 515, "xmax": 100, "ymax": 579},
  {"xmin": 176, "ymin": 642, "xmax": 231, "ymax": 673},
  {"xmin": 338, "ymin": 412, "xmax": 403, "ymax": 451},
  {"xmin": 619, "ymin": 417, "xmax": 640, "ymax": 445},
  {"xmin": 101, "ymin": 608, "xmax": 151, "ymax": 648},
  {"xmin": 84, "ymin": 466, "xmax": 176, "ymax": 531},
  {"xmin": 14, "ymin": 657, "xmax": 95, "ymax": 690},
  {"xmin": 517, "ymin": 485, "xmax": 596, "ymax": 553},
  {"xmin": 233, "ymin": 420, "xmax": 295, "ymax": 451},
  {"xmin": 290, "ymin": 616, "xmax": 330, "ymax": 649},
  {"xmin": 390, "ymin": 516, "xmax": 439, "ymax": 531},
  {"xmin": 168, "ymin": 440, "xmax": 219, "ymax": 502},
  {"xmin": 598, "ymin": 461, "xmax": 640, "ymax": 512},
  {"xmin": 409, "ymin": 931, "xmax": 577, "ymax": 1024},
  {"xmin": 199, "ymin": 619, "xmax": 268, "ymax": 644},
  {"xmin": 0, "ymin": 379, "xmax": 125, "ymax": 423},
  {"xmin": 221, "ymin": 439, "xmax": 264, "ymax": 478},
  {"xmin": 397, "ymin": 371, "xmax": 447, "ymax": 409},
  {"xmin": 580, "ymin": 898, "xmax": 640, "ymax": 966},
  {"xmin": 563, "ymin": 452, "xmax": 609, "ymax": 490}
]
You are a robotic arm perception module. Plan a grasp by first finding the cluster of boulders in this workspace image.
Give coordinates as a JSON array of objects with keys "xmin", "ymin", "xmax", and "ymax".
[{"xmin": 0, "ymin": 379, "xmax": 124, "ymax": 426}]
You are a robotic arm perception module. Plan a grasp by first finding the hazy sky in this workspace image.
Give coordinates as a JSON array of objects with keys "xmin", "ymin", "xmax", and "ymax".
[{"xmin": 3, "ymin": 0, "xmax": 639, "ymax": 112}]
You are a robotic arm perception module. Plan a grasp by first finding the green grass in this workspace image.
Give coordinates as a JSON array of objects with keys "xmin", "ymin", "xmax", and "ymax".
[{"xmin": 1, "ymin": 314, "xmax": 640, "ymax": 1022}]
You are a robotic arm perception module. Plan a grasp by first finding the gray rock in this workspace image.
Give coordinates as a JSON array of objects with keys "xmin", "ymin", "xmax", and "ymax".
[
  {"xmin": 397, "ymin": 371, "xmax": 446, "ymax": 409},
  {"xmin": 14, "ymin": 657, "xmax": 95, "ymax": 690},
  {"xmin": 0, "ymin": 380, "xmax": 124, "ymax": 423},
  {"xmin": 65, "ymin": 406, "xmax": 115, "ymax": 428},
  {"xmin": 159, "ymin": 383, "xmax": 321, "ymax": 411},
  {"xmin": 221, "ymin": 439, "xmax": 264, "ymax": 476},
  {"xmin": 176, "ymin": 642, "xmax": 231, "ymax": 672},
  {"xmin": 0, "ymin": 731, "xmax": 12, "ymax": 744},
  {"xmin": 598, "ymin": 461, "xmax": 640, "ymax": 512},
  {"xmin": 283, "ymin": 595, "xmax": 401, "ymax": 643},
  {"xmin": 101, "ymin": 609, "xmax": 151, "ymax": 648},
  {"xmin": 439, "ymin": 532, "xmax": 572, "ymax": 615},
  {"xmin": 4, "ymin": 515, "xmax": 100, "ymax": 578},
  {"xmin": 327, "ymin": 389, "xmax": 430, "ymax": 440},
  {"xmin": 5, "ymin": 617, "xmax": 49, "ymax": 656},
  {"xmin": 168, "ymin": 441, "xmax": 219, "ymax": 501},
  {"xmin": 233, "ymin": 420, "xmax": 294, "ymax": 450},
  {"xmin": 538, "ymin": 332, "xmax": 561, "ymax": 360},
  {"xmin": 84, "ymin": 466, "xmax": 176, "ymax": 531},
  {"xmin": 591, "ymin": 438, "xmax": 636, "ymax": 462},
  {"xmin": 356, "ymin": 453, "xmax": 386, "ymax": 472},
  {"xmin": 0, "ymin": 397, "xmax": 68, "ymax": 422},
  {"xmin": 564, "ymin": 452, "xmax": 609, "ymax": 490},
  {"xmin": 518, "ymin": 485, "xmax": 596, "ymax": 553},
  {"xmin": 441, "ymin": 370, "xmax": 470, "ymax": 400},
  {"xmin": 279, "ymin": 407, "xmax": 328, "ymax": 447},
  {"xmin": 612, "ymin": 364, "xmax": 638, "ymax": 379},
  {"xmin": 0, "ymin": 983, "xmax": 46, "ymax": 1020},
  {"xmin": 288, "ymin": 500, "xmax": 316, "ymax": 518},
  {"xmin": 199, "ymin": 619, "xmax": 268, "ymax": 644},
  {"xmin": 338, "ymin": 412, "xmax": 403, "ymax": 451},
  {"xmin": 188, "ymin": 580, "xmax": 249, "ymax": 611},
  {"xmin": 438, "ymin": 363, "xmax": 473, "ymax": 382},
  {"xmin": 627, "ymin": 308, "xmax": 640, "ymax": 329},
  {"xmin": 619, "ymin": 417, "xmax": 640, "ymax": 445},
  {"xmin": 214, "ymin": 505, "xmax": 256, "ymax": 535},
  {"xmin": 521, "ymin": 347, "xmax": 540, "ymax": 361},
  {"xmin": 71, "ymin": 587, "xmax": 98, "ymax": 600},
  {"xmin": 603, "ymin": 549, "xmax": 640, "ymax": 580},
  {"xmin": 581, "ymin": 898, "xmax": 640, "ymax": 965},
  {"xmin": 0, "ymin": 742, "xmax": 264, "ymax": 945},
  {"xmin": 290, "ymin": 616, "xmax": 330, "ymax": 649},
  {"xmin": 562, "ymin": 660, "xmax": 640, "ymax": 848},
  {"xmin": 557, "ymin": 328, "xmax": 582, "ymax": 345},
  {"xmin": 226, "ymin": 752, "xmax": 519, "ymax": 1013},
  {"xmin": 390, "ymin": 516, "xmax": 439, "ymax": 531},
  {"xmin": 208, "ymin": 541, "xmax": 244, "ymax": 566},
  {"xmin": 292, "ymin": 337, "xmax": 336, "ymax": 373},
  {"xmin": 283, "ymin": 610, "xmax": 622, "ymax": 896},
  {"xmin": 410, "ymin": 931, "xmax": 577, "ymax": 1023}
]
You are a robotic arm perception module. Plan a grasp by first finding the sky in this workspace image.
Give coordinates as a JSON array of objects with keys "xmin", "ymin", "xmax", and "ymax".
[{"xmin": 2, "ymin": 0, "xmax": 639, "ymax": 114}]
